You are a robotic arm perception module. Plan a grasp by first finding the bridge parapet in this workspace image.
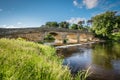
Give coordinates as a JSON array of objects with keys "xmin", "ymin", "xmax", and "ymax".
[{"xmin": 0, "ymin": 27, "xmax": 94, "ymax": 43}]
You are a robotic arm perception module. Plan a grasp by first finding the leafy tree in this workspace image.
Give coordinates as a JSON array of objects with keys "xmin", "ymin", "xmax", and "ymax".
[
  {"xmin": 59, "ymin": 21, "xmax": 69, "ymax": 29},
  {"xmin": 87, "ymin": 20, "xmax": 92, "ymax": 26},
  {"xmin": 91, "ymin": 11, "xmax": 119, "ymax": 38},
  {"xmin": 45, "ymin": 22, "xmax": 58, "ymax": 28},
  {"xmin": 84, "ymin": 26, "xmax": 91, "ymax": 32},
  {"xmin": 115, "ymin": 15, "xmax": 120, "ymax": 29},
  {"xmin": 78, "ymin": 20, "xmax": 84, "ymax": 29},
  {"xmin": 78, "ymin": 20, "xmax": 84, "ymax": 26},
  {"xmin": 70, "ymin": 24, "xmax": 79, "ymax": 30}
]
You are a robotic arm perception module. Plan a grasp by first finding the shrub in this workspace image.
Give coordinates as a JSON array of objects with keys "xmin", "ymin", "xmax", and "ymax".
[
  {"xmin": 63, "ymin": 38, "xmax": 68, "ymax": 44},
  {"xmin": 44, "ymin": 34, "xmax": 55, "ymax": 42}
]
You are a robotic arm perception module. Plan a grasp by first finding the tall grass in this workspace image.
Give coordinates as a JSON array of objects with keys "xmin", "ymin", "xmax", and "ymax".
[{"xmin": 0, "ymin": 38, "xmax": 88, "ymax": 80}]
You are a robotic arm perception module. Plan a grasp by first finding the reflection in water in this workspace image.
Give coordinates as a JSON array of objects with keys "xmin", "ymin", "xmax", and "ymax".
[
  {"xmin": 92, "ymin": 42, "xmax": 120, "ymax": 69},
  {"xmin": 112, "ymin": 60, "xmax": 120, "ymax": 74},
  {"xmin": 63, "ymin": 49, "xmax": 92, "ymax": 74},
  {"xmin": 57, "ymin": 42, "xmax": 120, "ymax": 80}
]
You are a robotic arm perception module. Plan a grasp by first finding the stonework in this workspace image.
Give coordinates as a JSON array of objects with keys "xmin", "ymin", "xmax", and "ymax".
[{"xmin": 0, "ymin": 27, "xmax": 95, "ymax": 44}]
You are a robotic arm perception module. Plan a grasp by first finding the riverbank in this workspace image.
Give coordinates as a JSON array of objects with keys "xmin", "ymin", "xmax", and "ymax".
[{"xmin": 0, "ymin": 38, "xmax": 88, "ymax": 80}]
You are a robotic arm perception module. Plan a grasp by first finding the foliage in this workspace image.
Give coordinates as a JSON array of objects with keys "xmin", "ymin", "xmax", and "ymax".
[
  {"xmin": 59, "ymin": 21, "xmax": 69, "ymax": 29},
  {"xmin": 69, "ymin": 20, "xmax": 88, "ymax": 31},
  {"xmin": 91, "ymin": 11, "xmax": 120, "ymax": 39},
  {"xmin": 46, "ymin": 22, "xmax": 58, "ymax": 28},
  {"xmin": 17, "ymin": 37, "xmax": 26, "ymax": 41},
  {"xmin": 75, "ymin": 67, "xmax": 91, "ymax": 80},
  {"xmin": 70, "ymin": 24, "xmax": 79, "ymax": 30},
  {"xmin": 78, "ymin": 21, "xmax": 85, "ymax": 26},
  {"xmin": 114, "ymin": 15, "xmax": 120, "ymax": 28},
  {"xmin": 37, "ymin": 41, "xmax": 44, "ymax": 44},
  {"xmin": 42, "ymin": 21, "xmax": 91, "ymax": 32},
  {"xmin": 44, "ymin": 34, "xmax": 55, "ymax": 42},
  {"xmin": 109, "ymin": 32, "xmax": 120, "ymax": 41},
  {"xmin": 0, "ymin": 38, "xmax": 89, "ymax": 80},
  {"xmin": 83, "ymin": 26, "xmax": 90, "ymax": 32},
  {"xmin": 87, "ymin": 20, "xmax": 92, "ymax": 26},
  {"xmin": 63, "ymin": 38, "xmax": 68, "ymax": 44}
]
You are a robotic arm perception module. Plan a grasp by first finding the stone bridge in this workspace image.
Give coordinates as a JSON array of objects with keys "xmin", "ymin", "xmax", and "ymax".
[{"xmin": 0, "ymin": 27, "xmax": 94, "ymax": 45}]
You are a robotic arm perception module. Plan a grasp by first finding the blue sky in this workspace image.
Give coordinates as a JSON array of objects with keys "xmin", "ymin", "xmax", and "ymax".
[{"xmin": 0, "ymin": 0, "xmax": 120, "ymax": 28}]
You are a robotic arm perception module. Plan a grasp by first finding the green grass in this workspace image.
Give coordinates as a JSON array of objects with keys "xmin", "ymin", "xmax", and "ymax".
[{"xmin": 0, "ymin": 38, "xmax": 89, "ymax": 80}]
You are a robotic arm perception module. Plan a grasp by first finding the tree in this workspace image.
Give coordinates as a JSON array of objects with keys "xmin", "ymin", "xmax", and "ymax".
[
  {"xmin": 70, "ymin": 24, "xmax": 79, "ymax": 30},
  {"xmin": 87, "ymin": 20, "xmax": 92, "ymax": 26},
  {"xmin": 77, "ymin": 20, "xmax": 84, "ymax": 30},
  {"xmin": 78, "ymin": 20, "xmax": 85, "ymax": 25},
  {"xmin": 84, "ymin": 25, "xmax": 91, "ymax": 32},
  {"xmin": 115, "ymin": 15, "xmax": 120, "ymax": 29},
  {"xmin": 59, "ymin": 21, "xmax": 69, "ymax": 29},
  {"xmin": 91, "ymin": 11, "xmax": 119, "ymax": 38},
  {"xmin": 45, "ymin": 22, "xmax": 59, "ymax": 28}
]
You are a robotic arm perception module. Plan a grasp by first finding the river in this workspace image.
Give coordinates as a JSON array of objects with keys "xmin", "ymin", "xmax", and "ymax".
[{"xmin": 57, "ymin": 42, "xmax": 120, "ymax": 80}]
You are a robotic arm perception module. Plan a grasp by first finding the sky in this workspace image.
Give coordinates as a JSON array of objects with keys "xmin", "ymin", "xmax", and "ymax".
[{"xmin": 0, "ymin": 0, "xmax": 120, "ymax": 28}]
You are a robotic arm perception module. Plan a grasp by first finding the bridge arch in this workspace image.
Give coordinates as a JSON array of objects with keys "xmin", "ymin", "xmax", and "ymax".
[{"xmin": 49, "ymin": 32, "xmax": 58, "ymax": 36}]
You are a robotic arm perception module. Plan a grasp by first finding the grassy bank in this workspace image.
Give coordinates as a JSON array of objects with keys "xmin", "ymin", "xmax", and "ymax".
[{"xmin": 0, "ymin": 38, "xmax": 88, "ymax": 80}]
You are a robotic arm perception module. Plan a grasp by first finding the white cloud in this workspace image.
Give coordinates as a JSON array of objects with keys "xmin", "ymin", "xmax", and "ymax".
[
  {"xmin": 73, "ymin": 0, "xmax": 83, "ymax": 8},
  {"xmin": 17, "ymin": 22, "xmax": 22, "ymax": 25},
  {"xmin": 0, "ymin": 22, "xmax": 23, "ymax": 28},
  {"xmin": 0, "ymin": 25, "xmax": 7, "ymax": 28},
  {"xmin": 0, "ymin": 9, "xmax": 3, "ymax": 12},
  {"xmin": 2, "ymin": 25, "xmax": 7, "ymax": 27},
  {"xmin": 83, "ymin": 0, "xmax": 98, "ymax": 9},
  {"xmin": 73, "ymin": 0, "xmax": 98, "ymax": 9},
  {"xmin": 0, "ymin": 24, "xmax": 32, "ymax": 28},
  {"xmin": 0, "ymin": 25, "xmax": 20, "ymax": 28},
  {"xmin": 0, "ymin": 25, "xmax": 14, "ymax": 28},
  {"xmin": 66, "ymin": 17, "xmax": 86, "ymax": 24},
  {"xmin": 73, "ymin": 0, "xmax": 78, "ymax": 6},
  {"xmin": 6, "ymin": 25, "xmax": 16, "ymax": 28}
]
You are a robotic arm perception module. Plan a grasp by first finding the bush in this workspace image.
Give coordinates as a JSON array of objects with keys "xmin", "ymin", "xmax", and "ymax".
[
  {"xmin": 0, "ymin": 38, "xmax": 88, "ymax": 80},
  {"xmin": 44, "ymin": 34, "xmax": 55, "ymax": 42},
  {"xmin": 63, "ymin": 38, "xmax": 68, "ymax": 44}
]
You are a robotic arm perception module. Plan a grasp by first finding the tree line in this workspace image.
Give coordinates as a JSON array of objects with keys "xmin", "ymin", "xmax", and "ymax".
[
  {"xmin": 41, "ymin": 20, "xmax": 92, "ymax": 32},
  {"xmin": 41, "ymin": 11, "xmax": 120, "ymax": 40}
]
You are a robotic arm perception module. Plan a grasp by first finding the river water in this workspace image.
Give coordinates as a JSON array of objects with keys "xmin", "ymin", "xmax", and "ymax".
[{"xmin": 57, "ymin": 42, "xmax": 120, "ymax": 80}]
